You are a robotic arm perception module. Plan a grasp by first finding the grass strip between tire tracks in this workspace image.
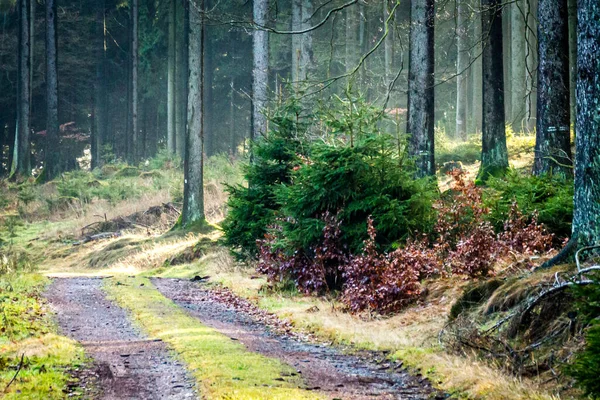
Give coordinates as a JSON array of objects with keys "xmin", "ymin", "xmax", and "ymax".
[{"xmin": 104, "ymin": 276, "xmax": 324, "ymax": 400}]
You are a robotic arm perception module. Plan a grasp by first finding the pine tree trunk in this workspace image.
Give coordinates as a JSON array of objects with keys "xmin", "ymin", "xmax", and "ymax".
[
  {"xmin": 533, "ymin": 0, "xmax": 572, "ymax": 177},
  {"xmin": 567, "ymin": 0, "xmax": 576, "ymax": 129},
  {"xmin": 511, "ymin": 0, "xmax": 527, "ymax": 130},
  {"xmin": 175, "ymin": 0, "xmax": 189, "ymax": 158},
  {"xmin": 503, "ymin": 4, "xmax": 512, "ymax": 123},
  {"xmin": 131, "ymin": 0, "xmax": 139, "ymax": 162},
  {"xmin": 300, "ymin": 0, "xmax": 314, "ymax": 79},
  {"xmin": 407, "ymin": 0, "xmax": 435, "ymax": 178},
  {"xmin": 11, "ymin": 0, "xmax": 31, "ymax": 179},
  {"xmin": 167, "ymin": 0, "xmax": 177, "ymax": 153},
  {"xmin": 252, "ymin": 0, "xmax": 269, "ymax": 141},
  {"xmin": 182, "ymin": 0, "xmax": 205, "ymax": 227},
  {"xmin": 345, "ymin": 4, "xmax": 359, "ymax": 74},
  {"xmin": 45, "ymin": 0, "xmax": 60, "ymax": 180},
  {"xmin": 383, "ymin": 0, "xmax": 393, "ymax": 83},
  {"xmin": 29, "ymin": 0, "xmax": 34, "ymax": 108},
  {"xmin": 92, "ymin": 0, "xmax": 107, "ymax": 169},
  {"xmin": 477, "ymin": 0, "xmax": 509, "ymax": 182},
  {"xmin": 572, "ymin": 0, "xmax": 600, "ymax": 246},
  {"xmin": 455, "ymin": 0, "xmax": 468, "ymax": 141},
  {"xmin": 525, "ymin": 0, "xmax": 538, "ymax": 133},
  {"xmin": 471, "ymin": 0, "xmax": 483, "ymax": 134},
  {"xmin": 0, "ymin": 118, "xmax": 5, "ymax": 177},
  {"xmin": 291, "ymin": 0, "xmax": 301, "ymax": 85}
]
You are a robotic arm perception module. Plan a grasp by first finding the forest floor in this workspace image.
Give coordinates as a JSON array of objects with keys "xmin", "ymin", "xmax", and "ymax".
[
  {"xmin": 0, "ymin": 144, "xmax": 576, "ymax": 399},
  {"xmin": 40, "ymin": 272, "xmax": 444, "ymax": 399}
]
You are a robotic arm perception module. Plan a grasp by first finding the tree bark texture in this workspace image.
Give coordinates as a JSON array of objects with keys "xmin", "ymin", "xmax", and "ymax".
[
  {"xmin": 45, "ymin": 0, "xmax": 60, "ymax": 180},
  {"xmin": 455, "ymin": 0, "xmax": 468, "ymax": 141},
  {"xmin": 345, "ymin": 3, "xmax": 360, "ymax": 74},
  {"xmin": 407, "ymin": 0, "xmax": 435, "ymax": 178},
  {"xmin": 175, "ymin": 0, "xmax": 189, "ymax": 158},
  {"xmin": 252, "ymin": 0, "xmax": 269, "ymax": 140},
  {"xmin": 12, "ymin": 0, "xmax": 31, "ymax": 179},
  {"xmin": 183, "ymin": 0, "xmax": 205, "ymax": 226},
  {"xmin": 291, "ymin": 0, "xmax": 301, "ymax": 85},
  {"xmin": 168, "ymin": 0, "xmax": 177, "ymax": 153},
  {"xmin": 511, "ymin": 0, "xmax": 527, "ymax": 129},
  {"xmin": 525, "ymin": 0, "xmax": 538, "ymax": 132},
  {"xmin": 132, "ymin": 0, "xmax": 139, "ymax": 162},
  {"xmin": 92, "ymin": 0, "xmax": 107, "ymax": 169},
  {"xmin": 383, "ymin": 0, "xmax": 393, "ymax": 83},
  {"xmin": 567, "ymin": 0, "xmax": 576, "ymax": 129},
  {"xmin": 572, "ymin": 0, "xmax": 600, "ymax": 246},
  {"xmin": 533, "ymin": 0, "xmax": 572, "ymax": 177},
  {"xmin": 470, "ymin": 0, "xmax": 483, "ymax": 134},
  {"xmin": 478, "ymin": 0, "xmax": 509, "ymax": 182}
]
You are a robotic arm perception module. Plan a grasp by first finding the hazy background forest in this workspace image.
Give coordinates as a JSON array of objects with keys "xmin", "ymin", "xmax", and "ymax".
[
  {"xmin": 0, "ymin": 0, "xmax": 575, "ymax": 168},
  {"xmin": 1, "ymin": 0, "xmax": 600, "ymax": 399}
]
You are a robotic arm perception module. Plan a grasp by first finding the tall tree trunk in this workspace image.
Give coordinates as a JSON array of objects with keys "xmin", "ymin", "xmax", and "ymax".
[
  {"xmin": 182, "ymin": 0, "xmax": 205, "ymax": 227},
  {"xmin": 572, "ymin": 0, "xmax": 600, "ymax": 247},
  {"xmin": 0, "ymin": 118, "xmax": 5, "ymax": 177},
  {"xmin": 167, "ymin": 0, "xmax": 177, "ymax": 153},
  {"xmin": 204, "ymin": 24, "xmax": 214, "ymax": 156},
  {"xmin": 567, "ymin": 0, "xmax": 576, "ymax": 129},
  {"xmin": 383, "ymin": 0, "xmax": 393, "ymax": 83},
  {"xmin": 345, "ymin": 4, "xmax": 359, "ymax": 74},
  {"xmin": 45, "ymin": 0, "xmax": 60, "ymax": 180},
  {"xmin": 455, "ymin": 0, "xmax": 468, "ymax": 141},
  {"xmin": 525, "ymin": 0, "xmax": 538, "ymax": 133},
  {"xmin": 300, "ymin": 0, "xmax": 314, "ymax": 80},
  {"xmin": 252, "ymin": 0, "xmax": 269, "ymax": 141},
  {"xmin": 175, "ymin": 0, "xmax": 189, "ymax": 158},
  {"xmin": 511, "ymin": 0, "xmax": 527, "ymax": 130},
  {"xmin": 29, "ymin": 0, "xmax": 34, "ymax": 110},
  {"xmin": 92, "ymin": 0, "xmax": 107, "ymax": 169},
  {"xmin": 477, "ymin": 0, "xmax": 509, "ymax": 182},
  {"xmin": 131, "ymin": 0, "xmax": 139, "ymax": 162},
  {"xmin": 471, "ymin": 0, "xmax": 483, "ymax": 134},
  {"xmin": 503, "ymin": 4, "xmax": 512, "ymax": 123},
  {"xmin": 11, "ymin": 0, "xmax": 31, "ymax": 179},
  {"xmin": 407, "ymin": 0, "xmax": 435, "ymax": 178},
  {"xmin": 533, "ymin": 0, "xmax": 572, "ymax": 176},
  {"xmin": 291, "ymin": 0, "xmax": 301, "ymax": 85}
]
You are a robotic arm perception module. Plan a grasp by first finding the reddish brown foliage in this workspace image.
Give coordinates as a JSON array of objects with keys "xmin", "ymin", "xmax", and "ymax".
[{"xmin": 257, "ymin": 170, "xmax": 557, "ymax": 314}]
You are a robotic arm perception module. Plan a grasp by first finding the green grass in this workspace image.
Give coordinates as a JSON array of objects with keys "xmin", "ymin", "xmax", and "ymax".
[
  {"xmin": 0, "ymin": 273, "xmax": 85, "ymax": 399},
  {"xmin": 104, "ymin": 276, "xmax": 323, "ymax": 400}
]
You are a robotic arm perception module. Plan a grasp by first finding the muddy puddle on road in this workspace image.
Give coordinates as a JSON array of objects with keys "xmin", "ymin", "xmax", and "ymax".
[
  {"xmin": 153, "ymin": 278, "xmax": 445, "ymax": 400},
  {"xmin": 46, "ymin": 278, "xmax": 197, "ymax": 400}
]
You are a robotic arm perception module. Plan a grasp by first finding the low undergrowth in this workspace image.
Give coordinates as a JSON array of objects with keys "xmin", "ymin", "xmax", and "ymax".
[
  {"xmin": 0, "ymin": 273, "xmax": 85, "ymax": 399},
  {"xmin": 104, "ymin": 276, "xmax": 323, "ymax": 400}
]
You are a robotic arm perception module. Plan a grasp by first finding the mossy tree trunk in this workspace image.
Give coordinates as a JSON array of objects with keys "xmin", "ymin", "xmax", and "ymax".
[
  {"xmin": 533, "ymin": 0, "xmax": 572, "ymax": 177},
  {"xmin": 572, "ymin": 0, "xmax": 600, "ymax": 247},
  {"xmin": 45, "ymin": 0, "xmax": 61, "ymax": 181},
  {"xmin": 477, "ymin": 0, "xmax": 509, "ymax": 183},
  {"xmin": 92, "ymin": 0, "xmax": 107, "ymax": 170},
  {"xmin": 407, "ymin": 0, "xmax": 435, "ymax": 178},
  {"xmin": 182, "ymin": 0, "xmax": 206, "ymax": 227},
  {"xmin": 11, "ymin": 0, "xmax": 31, "ymax": 180}
]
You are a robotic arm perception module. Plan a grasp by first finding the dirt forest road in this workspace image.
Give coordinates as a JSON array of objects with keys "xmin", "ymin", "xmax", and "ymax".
[
  {"xmin": 45, "ymin": 278, "xmax": 197, "ymax": 399},
  {"xmin": 45, "ymin": 277, "xmax": 443, "ymax": 400}
]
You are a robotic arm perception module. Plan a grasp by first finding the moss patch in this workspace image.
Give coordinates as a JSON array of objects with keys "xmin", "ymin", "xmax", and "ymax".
[
  {"xmin": 104, "ymin": 276, "xmax": 323, "ymax": 400},
  {"xmin": 0, "ymin": 274, "xmax": 85, "ymax": 399}
]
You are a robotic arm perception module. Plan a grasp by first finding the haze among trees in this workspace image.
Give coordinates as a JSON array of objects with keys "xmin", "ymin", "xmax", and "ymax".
[{"xmin": 1, "ymin": 0, "xmax": 600, "ymax": 398}]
